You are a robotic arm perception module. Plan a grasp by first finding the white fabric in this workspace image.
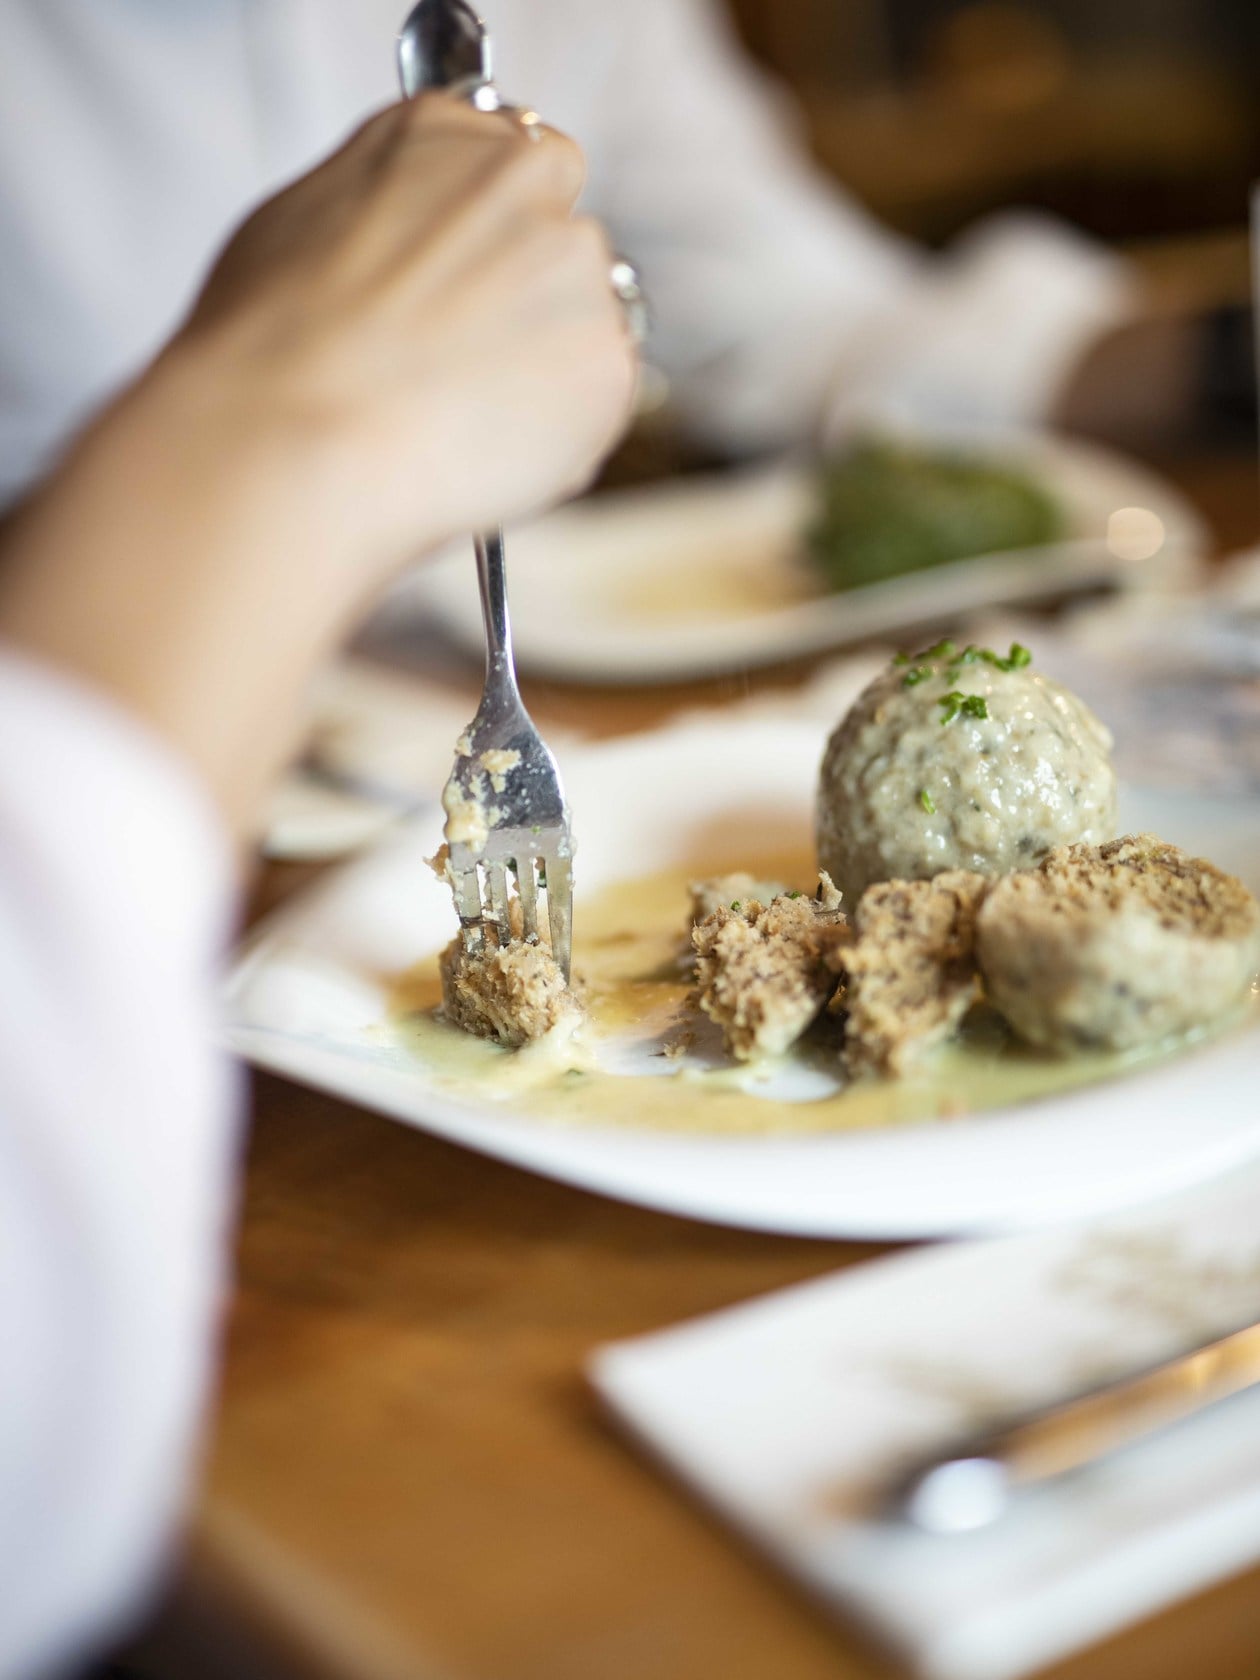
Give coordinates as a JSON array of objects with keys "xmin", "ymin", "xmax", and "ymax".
[
  {"xmin": 0, "ymin": 649, "xmax": 236, "ymax": 1680},
  {"xmin": 0, "ymin": 0, "xmax": 1134, "ymax": 504}
]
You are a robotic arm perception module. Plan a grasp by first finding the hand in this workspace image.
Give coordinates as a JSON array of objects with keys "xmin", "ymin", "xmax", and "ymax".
[
  {"xmin": 173, "ymin": 93, "xmax": 637, "ymax": 570},
  {"xmin": 0, "ymin": 96, "xmax": 635, "ymax": 834}
]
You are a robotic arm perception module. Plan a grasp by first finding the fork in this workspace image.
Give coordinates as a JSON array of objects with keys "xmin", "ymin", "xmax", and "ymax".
[
  {"xmin": 439, "ymin": 529, "xmax": 574, "ymax": 978},
  {"xmin": 396, "ymin": 1, "xmax": 575, "ymax": 980}
]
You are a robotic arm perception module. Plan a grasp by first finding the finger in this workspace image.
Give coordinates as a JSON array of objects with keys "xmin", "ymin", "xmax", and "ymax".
[
  {"xmin": 323, "ymin": 98, "xmax": 419, "ymax": 178},
  {"xmin": 393, "ymin": 93, "xmax": 586, "ymax": 208},
  {"xmin": 368, "ymin": 125, "xmax": 588, "ymax": 306},
  {"xmin": 566, "ymin": 216, "xmax": 638, "ymax": 348},
  {"xmin": 488, "ymin": 104, "xmax": 551, "ymax": 150},
  {"xmin": 446, "ymin": 213, "xmax": 633, "ymax": 391}
]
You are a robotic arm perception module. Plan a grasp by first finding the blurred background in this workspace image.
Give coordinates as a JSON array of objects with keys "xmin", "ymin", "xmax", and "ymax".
[
  {"xmin": 599, "ymin": 0, "xmax": 1260, "ymax": 498},
  {"xmin": 726, "ymin": 0, "xmax": 1260, "ymax": 249}
]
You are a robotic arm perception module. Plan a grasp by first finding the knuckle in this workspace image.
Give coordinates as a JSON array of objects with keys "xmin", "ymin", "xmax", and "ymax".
[
  {"xmin": 498, "ymin": 127, "xmax": 584, "ymax": 202},
  {"xmin": 338, "ymin": 101, "xmax": 415, "ymax": 176},
  {"xmin": 524, "ymin": 215, "xmax": 607, "ymax": 282},
  {"xmin": 598, "ymin": 328, "xmax": 639, "ymax": 400},
  {"xmin": 561, "ymin": 460, "xmax": 600, "ymax": 502},
  {"xmin": 541, "ymin": 130, "xmax": 586, "ymax": 200},
  {"xmin": 516, "ymin": 212, "xmax": 577, "ymax": 267},
  {"xmin": 402, "ymin": 90, "xmax": 480, "ymax": 133},
  {"xmin": 497, "ymin": 134, "xmax": 552, "ymax": 191},
  {"xmin": 494, "ymin": 136, "xmax": 545, "ymax": 191},
  {"xmin": 570, "ymin": 326, "xmax": 635, "ymax": 411},
  {"xmin": 389, "ymin": 102, "xmax": 585, "ymax": 207},
  {"xmin": 569, "ymin": 215, "xmax": 613, "ymax": 271},
  {"xmin": 357, "ymin": 101, "xmax": 409, "ymax": 146},
  {"xmin": 394, "ymin": 93, "xmax": 501, "ymax": 164}
]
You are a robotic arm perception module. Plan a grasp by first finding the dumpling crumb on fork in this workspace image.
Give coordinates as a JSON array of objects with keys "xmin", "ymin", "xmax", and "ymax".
[
  {"xmin": 691, "ymin": 874, "xmax": 849, "ymax": 1061},
  {"xmin": 439, "ymin": 929, "xmax": 581, "ymax": 1048},
  {"xmin": 430, "ymin": 849, "xmax": 582, "ymax": 1047}
]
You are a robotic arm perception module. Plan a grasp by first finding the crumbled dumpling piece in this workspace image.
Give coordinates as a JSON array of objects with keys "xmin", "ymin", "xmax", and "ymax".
[
  {"xmin": 688, "ymin": 872, "xmax": 791, "ymax": 925},
  {"xmin": 479, "ymin": 747, "xmax": 520, "ymax": 793},
  {"xmin": 692, "ymin": 875, "xmax": 848, "ymax": 1061},
  {"xmin": 841, "ymin": 870, "xmax": 989, "ymax": 1077},
  {"xmin": 442, "ymin": 781, "xmax": 491, "ymax": 851},
  {"xmin": 977, "ymin": 834, "xmax": 1260, "ymax": 1054},
  {"xmin": 439, "ymin": 927, "xmax": 581, "ymax": 1048}
]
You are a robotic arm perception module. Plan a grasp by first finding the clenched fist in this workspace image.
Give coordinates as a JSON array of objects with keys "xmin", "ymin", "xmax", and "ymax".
[
  {"xmin": 0, "ymin": 96, "xmax": 635, "ymax": 828},
  {"xmin": 181, "ymin": 93, "xmax": 637, "ymax": 567}
]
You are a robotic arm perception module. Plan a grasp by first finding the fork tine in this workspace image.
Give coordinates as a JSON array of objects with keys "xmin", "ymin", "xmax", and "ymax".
[
  {"xmin": 516, "ymin": 855, "xmax": 540, "ymax": 943},
  {"xmin": 484, "ymin": 857, "xmax": 511, "ymax": 947},
  {"xmin": 544, "ymin": 853, "xmax": 573, "ymax": 982},
  {"xmin": 454, "ymin": 864, "xmax": 485, "ymax": 953}
]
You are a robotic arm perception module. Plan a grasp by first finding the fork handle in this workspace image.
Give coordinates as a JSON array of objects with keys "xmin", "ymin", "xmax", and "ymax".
[{"xmin": 473, "ymin": 527, "xmax": 519, "ymax": 691}]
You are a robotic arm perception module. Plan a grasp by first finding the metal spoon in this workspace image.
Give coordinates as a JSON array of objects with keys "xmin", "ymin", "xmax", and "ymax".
[{"xmin": 398, "ymin": 0, "xmax": 499, "ymax": 107}]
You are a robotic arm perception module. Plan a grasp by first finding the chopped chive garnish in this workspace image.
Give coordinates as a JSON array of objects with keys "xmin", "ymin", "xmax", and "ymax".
[
  {"xmin": 786, "ymin": 890, "xmax": 803, "ymax": 899},
  {"xmin": 919, "ymin": 789, "xmax": 936, "ymax": 814},
  {"xmin": 730, "ymin": 900, "xmax": 742, "ymax": 911},
  {"xmin": 978, "ymin": 641, "xmax": 1033, "ymax": 672},
  {"xmin": 893, "ymin": 638, "xmax": 957, "ymax": 675},
  {"xmin": 903, "ymin": 639, "xmax": 1033, "ymax": 684},
  {"xmin": 923, "ymin": 639, "xmax": 957, "ymax": 661},
  {"xmin": 938, "ymin": 691, "xmax": 988, "ymax": 724}
]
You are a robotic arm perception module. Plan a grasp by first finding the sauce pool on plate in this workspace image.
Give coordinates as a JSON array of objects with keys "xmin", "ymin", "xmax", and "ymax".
[{"xmin": 389, "ymin": 853, "xmax": 1254, "ymax": 1136}]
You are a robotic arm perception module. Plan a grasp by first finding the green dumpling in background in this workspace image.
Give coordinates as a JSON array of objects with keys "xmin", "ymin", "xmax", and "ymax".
[{"xmin": 806, "ymin": 437, "xmax": 1065, "ymax": 592}]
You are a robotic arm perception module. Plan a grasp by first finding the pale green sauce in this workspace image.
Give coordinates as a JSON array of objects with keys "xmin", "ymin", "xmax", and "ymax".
[{"xmin": 389, "ymin": 855, "xmax": 1256, "ymax": 1137}]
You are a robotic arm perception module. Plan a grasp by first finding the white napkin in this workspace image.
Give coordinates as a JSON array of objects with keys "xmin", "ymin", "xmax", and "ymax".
[{"xmin": 593, "ymin": 1160, "xmax": 1260, "ymax": 1680}]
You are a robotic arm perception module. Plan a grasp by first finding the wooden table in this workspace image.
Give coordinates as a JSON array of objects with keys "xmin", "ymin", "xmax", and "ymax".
[{"xmin": 176, "ymin": 454, "xmax": 1260, "ymax": 1680}]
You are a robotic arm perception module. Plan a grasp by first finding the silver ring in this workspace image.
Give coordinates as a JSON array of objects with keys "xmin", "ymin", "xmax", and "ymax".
[
  {"xmin": 471, "ymin": 84, "xmax": 546, "ymax": 143},
  {"xmin": 513, "ymin": 106, "xmax": 545, "ymax": 144},
  {"xmin": 610, "ymin": 256, "xmax": 648, "ymax": 345}
]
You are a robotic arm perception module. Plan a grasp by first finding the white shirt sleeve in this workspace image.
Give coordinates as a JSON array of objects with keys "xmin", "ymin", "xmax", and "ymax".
[
  {"xmin": 587, "ymin": 0, "xmax": 1135, "ymax": 453},
  {"xmin": 0, "ymin": 648, "xmax": 238, "ymax": 1680}
]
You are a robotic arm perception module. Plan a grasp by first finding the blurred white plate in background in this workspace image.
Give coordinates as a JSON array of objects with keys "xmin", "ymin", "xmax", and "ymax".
[
  {"xmin": 226, "ymin": 717, "xmax": 1260, "ymax": 1239},
  {"xmin": 402, "ymin": 432, "xmax": 1205, "ymax": 684}
]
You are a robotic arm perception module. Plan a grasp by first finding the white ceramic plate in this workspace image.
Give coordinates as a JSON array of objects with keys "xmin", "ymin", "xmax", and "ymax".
[
  {"xmin": 404, "ymin": 434, "xmax": 1205, "ymax": 684},
  {"xmin": 224, "ymin": 719, "xmax": 1260, "ymax": 1238}
]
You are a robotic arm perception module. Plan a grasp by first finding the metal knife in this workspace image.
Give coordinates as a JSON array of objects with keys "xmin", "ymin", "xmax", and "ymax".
[{"xmin": 894, "ymin": 1318, "xmax": 1260, "ymax": 1534}]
